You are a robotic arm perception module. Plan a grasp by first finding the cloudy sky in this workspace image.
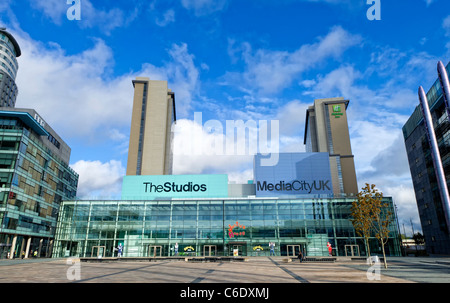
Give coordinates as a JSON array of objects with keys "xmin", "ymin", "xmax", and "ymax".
[{"xmin": 1, "ymin": 0, "xmax": 449, "ymax": 235}]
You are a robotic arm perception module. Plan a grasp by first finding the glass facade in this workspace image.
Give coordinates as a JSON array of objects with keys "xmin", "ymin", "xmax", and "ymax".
[
  {"xmin": 0, "ymin": 112, "xmax": 78, "ymax": 259},
  {"xmin": 402, "ymin": 61, "xmax": 450, "ymax": 255},
  {"xmin": 53, "ymin": 197, "xmax": 402, "ymax": 258},
  {"xmin": 0, "ymin": 30, "xmax": 20, "ymax": 108}
]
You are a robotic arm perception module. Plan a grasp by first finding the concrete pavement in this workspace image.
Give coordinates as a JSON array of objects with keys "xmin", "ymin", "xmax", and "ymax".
[{"xmin": 0, "ymin": 256, "xmax": 448, "ymax": 283}]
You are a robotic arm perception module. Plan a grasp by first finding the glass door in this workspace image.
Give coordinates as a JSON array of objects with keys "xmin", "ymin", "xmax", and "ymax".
[
  {"xmin": 345, "ymin": 245, "xmax": 360, "ymax": 257},
  {"xmin": 287, "ymin": 245, "xmax": 301, "ymax": 257},
  {"xmin": 230, "ymin": 244, "xmax": 246, "ymax": 256},
  {"xmin": 203, "ymin": 245, "xmax": 216, "ymax": 256},
  {"xmin": 148, "ymin": 245, "xmax": 162, "ymax": 257},
  {"xmin": 91, "ymin": 246, "xmax": 105, "ymax": 258}
]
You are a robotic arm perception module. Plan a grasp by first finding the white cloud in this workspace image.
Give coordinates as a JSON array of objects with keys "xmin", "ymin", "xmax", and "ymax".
[
  {"xmin": 15, "ymin": 36, "xmax": 133, "ymax": 140},
  {"xmin": 181, "ymin": 0, "xmax": 228, "ymax": 16},
  {"xmin": 13, "ymin": 32, "xmax": 199, "ymax": 140},
  {"xmin": 172, "ymin": 118, "xmax": 254, "ymax": 175},
  {"xmin": 71, "ymin": 160, "xmax": 125, "ymax": 199},
  {"xmin": 29, "ymin": 0, "xmax": 67, "ymax": 25},
  {"xmin": 443, "ymin": 15, "xmax": 450, "ymax": 36},
  {"xmin": 155, "ymin": 9, "xmax": 175, "ymax": 27},
  {"xmin": 227, "ymin": 26, "xmax": 362, "ymax": 94},
  {"xmin": 30, "ymin": 0, "xmax": 139, "ymax": 34},
  {"xmin": 172, "ymin": 98, "xmax": 308, "ymax": 176}
]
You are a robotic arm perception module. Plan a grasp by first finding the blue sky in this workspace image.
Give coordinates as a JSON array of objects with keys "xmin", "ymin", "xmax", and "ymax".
[{"xmin": 1, "ymin": 0, "xmax": 450, "ymax": 235}]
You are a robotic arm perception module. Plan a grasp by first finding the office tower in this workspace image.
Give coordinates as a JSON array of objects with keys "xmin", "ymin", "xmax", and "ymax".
[
  {"xmin": 0, "ymin": 28, "xmax": 20, "ymax": 107},
  {"xmin": 126, "ymin": 77, "xmax": 176, "ymax": 176},
  {"xmin": 304, "ymin": 97, "xmax": 358, "ymax": 195},
  {"xmin": 0, "ymin": 108, "xmax": 78, "ymax": 259},
  {"xmin": 402, "ymin": 61, "xmax": 450, "ymax": 255}
]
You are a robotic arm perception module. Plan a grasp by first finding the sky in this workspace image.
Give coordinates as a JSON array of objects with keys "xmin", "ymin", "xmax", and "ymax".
[{"xmin": 1, "ymin": 0, "xmax": 450, "ymax": 236}]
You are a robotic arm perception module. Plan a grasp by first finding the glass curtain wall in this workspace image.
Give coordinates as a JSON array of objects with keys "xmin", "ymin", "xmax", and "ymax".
[{"xmin": 53, "ymin": 198, "xmax": 402, "ymax": 258}]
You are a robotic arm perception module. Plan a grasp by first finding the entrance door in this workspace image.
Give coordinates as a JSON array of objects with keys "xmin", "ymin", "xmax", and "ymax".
[
  {"xmin": 287, "ymin": 245, "xmax": 301, "ymax": 257},
  {"xmin": 203, "ymin": 245, "xmax": 216, "ymax": 256},
  {"xmin": 229, "ymin": 245, "xmax": 246, "ymax": 256},
  {"xmin": 91, "ymin": 246, "xmax": 106, "ymax": 258},
  {"xmin": 149, "ymin": 245, "xmax": 162, "ymax": 257},
  {"xmin": 345, "ymin": 245, "xmax": 360, "ymax": 257}
]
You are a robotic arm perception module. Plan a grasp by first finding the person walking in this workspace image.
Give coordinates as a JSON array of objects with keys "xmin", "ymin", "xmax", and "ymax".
[
  {"xmin": 269, "ymin": 242, "xmax": 275, "ymax": 256},
  {"xmin": 117, "ymin": 243, "xmax": 123, "ymax": 258},
  {"xmin": 297, "ymin": 250, "xmax": 303, "ymax": 263}
]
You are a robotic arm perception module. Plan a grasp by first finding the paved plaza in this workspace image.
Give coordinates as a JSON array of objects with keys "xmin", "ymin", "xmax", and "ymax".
[{"xmin": 0, "ymin": 256, "xmax": 448, "ymax": 283}]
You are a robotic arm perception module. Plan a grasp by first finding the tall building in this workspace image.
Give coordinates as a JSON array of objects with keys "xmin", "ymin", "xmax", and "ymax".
[
  {"xmin": 126, "ymin": 77, "xmax": 176, "ymax": 176},
  {"xmin": 0, "ymin": 108, "xmax": 78, "ymax": 259},
  {"xmin": 402, "ymin": 61, "xmax": 450, "ymax": 255},
  {"xmin": 304, "ymin": 97, "xmax": 358, "ymax": 196},
  {"xmin": 0, "ymin": 28, "xmax": 21, "ymax": 108}
]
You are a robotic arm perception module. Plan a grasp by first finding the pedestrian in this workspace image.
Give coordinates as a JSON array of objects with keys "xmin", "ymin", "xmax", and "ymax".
[
  {"xmin": 297, "ymin": 250, "xmax": 303, "ymax": 263},
  {"xmin": 174, "ymin": 243, "xmax": 179, "ymax": 256},
  {"xmin": 117, "ymin": 243, "xmax": 123, "ymax": 258},
  {"xmin": 21, "ymin": 251, "xmax": 25, "ymax": 259},
  {"xmin": 269, "ymin": 242, "xmax": 275, "ymax": 256}
]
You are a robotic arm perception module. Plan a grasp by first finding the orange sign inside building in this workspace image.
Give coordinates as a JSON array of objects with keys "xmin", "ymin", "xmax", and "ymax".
[{"xmin": 228, "ymin": 221, "xmax": 246, "ymax": 238}]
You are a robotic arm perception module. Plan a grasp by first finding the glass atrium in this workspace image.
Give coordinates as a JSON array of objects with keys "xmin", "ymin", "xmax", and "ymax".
[{"xmin": 53, "ymin": 197, "xmax": 402, "ymax": 258}]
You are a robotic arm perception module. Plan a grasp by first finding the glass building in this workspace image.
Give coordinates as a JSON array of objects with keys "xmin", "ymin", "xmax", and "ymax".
[
  {"xmin": 0, "ymin": 28, "xmax": 21, "ymax": 108},
  {"xmin": 0, "ymin": 108, "xmax": 78, "ymax": 259},
  {"xmin": 53, "ymin": 191, "xmax": 401, "ymax": 258},
  {"xmin": 402, "ymin": 61, "xmax": 450, "ymax": 255}
]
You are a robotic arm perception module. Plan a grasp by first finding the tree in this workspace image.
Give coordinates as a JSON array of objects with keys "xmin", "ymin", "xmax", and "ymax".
[
  {"xmin": 371, "ymin": 192, "xmax": 393, "ymax": 269},
  {"xmin": 350, "ymin": 184, "xmax": 376, "ymax": 259},
  {"xmin": 351, "ymin": 183, "xmax": 393, "ymax": 268}
]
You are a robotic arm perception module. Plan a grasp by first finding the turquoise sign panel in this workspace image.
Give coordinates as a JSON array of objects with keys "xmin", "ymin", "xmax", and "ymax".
[{"xmin": 121, "ymin": 174, "xmax": 229, "ymax": 200}]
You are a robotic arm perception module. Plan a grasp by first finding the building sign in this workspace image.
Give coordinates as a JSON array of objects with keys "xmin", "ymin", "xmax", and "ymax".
[
  {"xmin": 121, "ymin": 174, "xmax": 228, "ymax": 200},
  {"xmin": 254, "ymin": 152, "xmax": 333, "ymax": 197},
  {"xmin": 253, "ymin": 245, "xmax": 264, "ymax": 252},
  {"xmin": 228, "ymin": 221, "xmax": 246, "ymax": 238},
  {"xmin": 331, "ymin": 104, "xmax": 344, "ymax": 118},
  {"xmin": 34, "ymin": 113, "xmax": 46, "ymax": 127},
  {"xmin": 184, "ymin": 246, "xmax": 195, "ymax": 252}
]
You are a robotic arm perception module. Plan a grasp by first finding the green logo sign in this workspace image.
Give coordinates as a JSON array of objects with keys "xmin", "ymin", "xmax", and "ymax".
[{"xmin": 331, "ymin": 104, "xmax": 343, "ymax": 118}]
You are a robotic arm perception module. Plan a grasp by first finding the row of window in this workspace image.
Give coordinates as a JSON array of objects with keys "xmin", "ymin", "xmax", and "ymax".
[
  {"xmin": 0, "ymin": 44, "xmax": 18, "ymax": 69},
  {"xmin": 0, "ymin": 34, "xmax": 18, "ymax": 57}
]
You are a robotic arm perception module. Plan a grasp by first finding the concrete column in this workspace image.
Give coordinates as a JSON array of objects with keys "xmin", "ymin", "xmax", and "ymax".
[
  {"xmin": 38, "ymin": 238, "xmax": 43, "ymax": 257},
  {"xmin": 19, "ymin": 237, "xmax": 25, "ymax": 258},
  {"xmin": 25, "ymin": 237, "xmax": 31, "ymax": 258},
  {"xmin": 9, "ymin": 235, "xmax": 17, "ymax": 259}
]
